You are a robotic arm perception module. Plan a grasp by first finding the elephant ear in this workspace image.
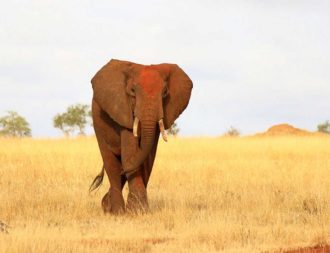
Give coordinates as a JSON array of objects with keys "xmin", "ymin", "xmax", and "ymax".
[
  {"xmin": 91, "ymin": 59, "xmax": 136, "ymax": 129},
  {"xmin": 155, "ymin": 64, "xmax": 193, "ymax": 129}
]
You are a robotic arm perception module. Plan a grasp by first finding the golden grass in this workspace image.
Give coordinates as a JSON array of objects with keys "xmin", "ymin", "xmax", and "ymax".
[{"xmin": 0, "ymin": 136, "xmax": 329, "ymax": 252}]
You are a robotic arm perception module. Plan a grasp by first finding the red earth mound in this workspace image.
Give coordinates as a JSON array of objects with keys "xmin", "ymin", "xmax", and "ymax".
[
  {"xmin": 280, "ymin": 244, "xmax": 330, "ymax": 253},
  {"xmin": 256, "ymin": 124, "xmax": 314, "ymax": 137}
]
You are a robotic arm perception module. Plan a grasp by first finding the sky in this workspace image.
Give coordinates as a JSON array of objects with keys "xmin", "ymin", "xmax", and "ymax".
[{"xmin": 1, "ymin": 0, "xmax": 329, "ymax": 137}]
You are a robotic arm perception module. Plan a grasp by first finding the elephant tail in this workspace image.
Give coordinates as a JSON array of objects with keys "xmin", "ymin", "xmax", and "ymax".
[{"xmin": 89, "ymin": 166, "xmax": 105, "ymax": 192}]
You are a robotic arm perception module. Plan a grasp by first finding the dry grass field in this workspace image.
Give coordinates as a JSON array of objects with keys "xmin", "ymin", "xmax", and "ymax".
[{"xmin": 0, "ymin": 136, "xmax": 329, "ymax": 252}]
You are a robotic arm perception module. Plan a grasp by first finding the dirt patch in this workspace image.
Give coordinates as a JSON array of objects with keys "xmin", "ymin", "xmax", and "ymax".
[
  {"xmin": 255, "ymin": 124, "xmax": 317, "ymax": 137},
  {"xmin": 279, "ymin": 244, "xmax": 330, "ymax": 253}
]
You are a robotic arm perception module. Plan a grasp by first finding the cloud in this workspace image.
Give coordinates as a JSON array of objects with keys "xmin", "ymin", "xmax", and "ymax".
[{"xmin": 1, "ymin": 0, "xmax": 329, "ymax": 136}]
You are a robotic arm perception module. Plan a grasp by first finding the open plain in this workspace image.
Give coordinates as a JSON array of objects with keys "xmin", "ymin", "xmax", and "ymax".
[{"xmin": 0, "ymin": 136, "xmax": 329, "ymax": 252}]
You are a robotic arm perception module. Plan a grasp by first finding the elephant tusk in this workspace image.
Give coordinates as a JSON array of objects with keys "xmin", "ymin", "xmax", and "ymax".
[
  {"xmin": 158, "ymin": 119, "xmax": 168, "ymax": 142},
  {"xmin": 133, "ymin": 117, "xmax": 139, "ymax": 137}
]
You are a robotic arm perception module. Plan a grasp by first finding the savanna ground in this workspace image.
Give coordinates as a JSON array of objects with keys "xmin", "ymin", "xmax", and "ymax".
[{"xmin": 0, "ymin": 136, "xmax": 329, "ymax": 252}]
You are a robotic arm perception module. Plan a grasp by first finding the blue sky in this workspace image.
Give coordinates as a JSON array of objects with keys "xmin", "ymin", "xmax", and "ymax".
[{"xmin": 1, "ymin": 0, "xmax": 329, "ymax": 136}]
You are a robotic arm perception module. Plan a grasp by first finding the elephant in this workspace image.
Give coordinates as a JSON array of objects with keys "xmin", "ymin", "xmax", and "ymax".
[{"xmin": 89, "ymin": 59, "xmax": 193, "ymax": 214}]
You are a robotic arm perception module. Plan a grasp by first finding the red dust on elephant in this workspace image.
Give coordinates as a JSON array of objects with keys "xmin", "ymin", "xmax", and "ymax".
[{"xmin": 89, "ymin": 59, "xmax": 193, "ymax": 214}]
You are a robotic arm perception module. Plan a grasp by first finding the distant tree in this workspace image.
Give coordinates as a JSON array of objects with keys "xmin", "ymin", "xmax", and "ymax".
[
  {"xmin": 53, "ymin": 113, "xmax": 72, "ymax": 137},
  {"xmin": 0, "ymin": 111, "xmax": 31, "ymax": 137},
  {"xmin": 53, "ymin": 104, "xmax": 90, "ymax": 136},
  {"xmin": 168, "ymin": 122, "xmax": 180, "ymax": 136},
  {"xmin": 88, "ymin": 109, "xmax": 93, "ymax": 127},
  {"xmin": 317, "ymin": 120, "xmax": 330, "ymax": 134},
  {"xmin": 223, "ymin": 126, "xmax": 240, "ymax": 137}
]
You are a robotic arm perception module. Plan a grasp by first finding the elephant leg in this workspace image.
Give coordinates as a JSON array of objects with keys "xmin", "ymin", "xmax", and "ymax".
[
  {"xmin": 126, "ymin": 170, "xmax": 149, "ymax": 212},
  {"xmin": 93, "ymin": 99, "xmax": 126, "ymax": 214},
  {"xmin": 101, "ymin": 169, "xmax": 127, "ymax": 214},
  {"xmin": 141, "ymin": 129, "xmax": 160, "ymax": 187},
  {"xmin": 95, "ymin": 137, "xmax": 125, "ymax": 214},
  {"xmin": 121, "ymin": 129, "xmax": 148, "ymax": 212},
  {"xmin": 102, "ymin": 171, "xmax": 127, "ymax": 213}
]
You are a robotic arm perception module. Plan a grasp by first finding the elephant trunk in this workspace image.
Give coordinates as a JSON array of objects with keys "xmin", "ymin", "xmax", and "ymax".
[{"xmin": 123, "ymin": 119, "xmax": 156, "ymax": 174}]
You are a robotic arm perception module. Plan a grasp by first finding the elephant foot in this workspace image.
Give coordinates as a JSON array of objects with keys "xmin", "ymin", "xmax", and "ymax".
[
  {"xmin": 101, "ymin": 192, "xmax": 112, "ymax": 213},
  {"xmin": 101, "ymin": 189, "xmax": 125, "ymax": 214},
  {"xmin": 126, "ymin": 191, "xmax": 149, "ymax": 214}
]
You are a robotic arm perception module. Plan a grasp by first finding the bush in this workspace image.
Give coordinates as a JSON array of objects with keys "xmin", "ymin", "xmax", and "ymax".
[
  {"xmin": 223, "ymin": 126, "xmax": 240, "ymax": 137},
  {"xmin": 317, "ymin": 121, "xmax": 330, "ymax": 134},
  {"xmin": 168, "ymin": 122, "xmax": 180, "ymax": 136}
]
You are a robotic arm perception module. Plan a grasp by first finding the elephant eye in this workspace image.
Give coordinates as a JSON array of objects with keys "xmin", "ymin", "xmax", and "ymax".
[{"xmin": 130, "ymin": 84, "xmax": 136, "ymax": 96}]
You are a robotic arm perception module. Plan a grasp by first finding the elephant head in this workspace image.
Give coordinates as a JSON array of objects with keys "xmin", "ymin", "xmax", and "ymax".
[{"xmin": 91, "ymin": 59, "xmax": 192, "ymax": 172}]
